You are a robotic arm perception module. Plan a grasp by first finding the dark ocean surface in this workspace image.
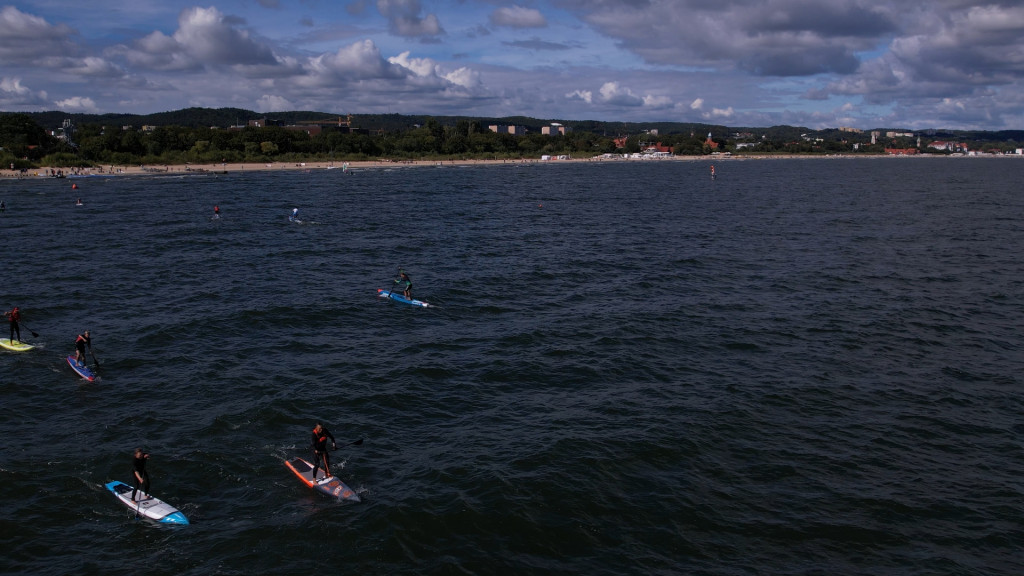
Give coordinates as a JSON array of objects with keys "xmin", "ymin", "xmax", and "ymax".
[{"xmin": 1, "ymin": 157, "xmax": 1021, "ymax": 575}]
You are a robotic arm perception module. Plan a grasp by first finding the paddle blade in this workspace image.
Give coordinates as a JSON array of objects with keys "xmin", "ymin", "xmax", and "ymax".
[{"xmin": 352, "ymin": 438, "xmax": 364, "ymax": 446}]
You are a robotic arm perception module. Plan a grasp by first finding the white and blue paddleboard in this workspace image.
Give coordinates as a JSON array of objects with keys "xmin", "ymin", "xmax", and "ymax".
[
  {"xmin": 377, "ymin": 288, "xmax": 433, "ymax": 308},
  {"xmin": 67, "ymin": 356, "xmax": 95, "ymax": 381},
  {"xmin": 105, "ymin": 480, "xmax": 189, "ymax": 524}
]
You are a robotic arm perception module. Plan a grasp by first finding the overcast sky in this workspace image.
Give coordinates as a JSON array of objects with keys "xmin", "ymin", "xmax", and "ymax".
[{"xmin": 2, "ymin": 1, "xmax": 1023, "ymax": 130}]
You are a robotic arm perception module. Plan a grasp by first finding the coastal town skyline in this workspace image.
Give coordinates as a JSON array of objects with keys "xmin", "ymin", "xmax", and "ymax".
[{"xmin": 2, "ymin": 1, "xmax": 1023, "ymax": 131}]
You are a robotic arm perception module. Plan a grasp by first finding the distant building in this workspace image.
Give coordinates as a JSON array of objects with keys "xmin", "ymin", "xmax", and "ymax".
[
  {"xmin": 488, "ymin": 125, "xmax": 525, "ymax": 135},
  {"xmin": 541, "ymin": 123, "xmax": 570, "ymax": 135},
  {"xmin": 53, "ymin": 118, "xmax": 75, "ymax": 146},
  {"xmin": 284, "ymin": 125, "xmax": 322, "ymax": 136},
  {"xmin": 705, "ymin": 132, "xmax": 719, "ymax": 150}
]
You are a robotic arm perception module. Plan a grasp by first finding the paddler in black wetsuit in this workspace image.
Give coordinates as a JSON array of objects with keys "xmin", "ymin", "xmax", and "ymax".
[
  {"xmin": 394, "ymin": 268, "xmax": 412, "ymax": 299},
  {"xmin": 74, "ymin": 330, "xmax": 91, "ymax": 366},
  {"xmin": 310, "ymin": 422, "xmax": 337, "ymax": 480},
  {"xmin": 131, "ymin": 448, "xmax": 151, "ymax": 501}
]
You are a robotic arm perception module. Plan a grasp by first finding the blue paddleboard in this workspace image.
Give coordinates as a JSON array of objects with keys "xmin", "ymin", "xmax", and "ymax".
[
  {"xmin": 67, "ymin": 356, "xmax": 95, "ymax": 381},
  {"xmin": 377, "ymin": 288, "xmax": 433, "ymax": 308}
]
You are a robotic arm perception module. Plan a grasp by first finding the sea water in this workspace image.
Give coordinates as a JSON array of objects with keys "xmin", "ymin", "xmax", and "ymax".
[{"xmin": 1, "ymin": 157, "xmax": 1021, "ymax": 575}]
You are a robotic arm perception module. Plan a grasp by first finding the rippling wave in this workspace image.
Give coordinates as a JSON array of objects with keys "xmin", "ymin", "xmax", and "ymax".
[{"xmin": 1, "ymin": 158, "xmax": 1021, "ymax": 575}]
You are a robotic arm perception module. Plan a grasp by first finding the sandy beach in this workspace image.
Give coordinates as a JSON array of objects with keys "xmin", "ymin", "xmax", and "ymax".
[
  {"xmin": 5, "ymin": 154, "xmax": 789, "ymax": 179},
  {"xmin": 10, "ymin": 155, "xmax": 696, "ymax": 178},
  {"xmin": 5, "ymin": 152, "xmax": 1015, "ymax": 180}
]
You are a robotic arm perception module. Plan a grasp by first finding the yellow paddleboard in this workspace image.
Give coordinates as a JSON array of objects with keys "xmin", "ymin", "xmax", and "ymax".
[{"xmin": 0, "ymin": 339, "xmax": 34, "ymax": 352}]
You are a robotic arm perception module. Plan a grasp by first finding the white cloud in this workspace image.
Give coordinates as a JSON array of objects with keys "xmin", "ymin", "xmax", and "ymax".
[
  {"xmin": 377, "ymin": 0, "xmax": 444, "ymax": 37},
  {"xmin": 389, "ymin": 50, "xmax": 436, "ymax": 77},
  {"xmin": 490, "ymin": 6, "xmax": 547, "ymax": 28},
  {"xmin": 387, "ymin": 51, "xmax": 483, "ymax": 92},
  {"xmin": 6, "ymin": 1, "xmax": 1024, "ymax": 130},
  {"xmin": 444, "ymin": 67, "xmax": 481, "ymax": 90},
  {"xmin": 708, "ymin": 107, "xmax": 735, "ymax": 119},
  {"xmin": 566, "ymin": 89, "xmax": 593, "ymax": 104},
  {"xmin": 309, "ymin": 40, "xmax": 403, "ymax": 81},
  {"xmin": 1, "ymin": 77, "xmax": 34, "ymax": 97},
  {"xmin": 113, "ymin": 6, "xmax": 280, "ymax": 73},
  {"xmin": 0, "ymin": 6, "xmax": 76, "ymax": 64},
  {"xmin": 172, "ymin": 7, "xmax": 278, "ymax": 66},
  {"xmin": 0, "ymin": 77, "xmax": 48, "ymax": 109},
  {"xmin": 69, "ymin": 56, "xmax": 126, "ymax": 78},
  {"xmin": 54, "ymin": 96, "xmax": 100, "ymax": 113},
  {"xmin": 255, "ymin": 94, "xmax": 293, "ymax": 112},
  {"xmin": 642, "ymin": 94, "xmax": 672, "ymax": 108},
  {"xmin": 598, "ymin": 81, "xmax": 643, "ymax": 106}
]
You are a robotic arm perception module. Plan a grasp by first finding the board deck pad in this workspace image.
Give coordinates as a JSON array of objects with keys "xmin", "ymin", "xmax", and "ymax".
[
  {"xmin": 0, "ymin": 339, "xmax": 34, "ymax": 352},
  {"xmin": 67, "ymin": 356, "xmax": 95, "ymax": 381},
  {"xmin": 285, "ymin": 457, "xmax": 360, "ymax": 502},
  {"xmin": 105, "ymin": 480, "xmax": 189, "ymax": 524}
]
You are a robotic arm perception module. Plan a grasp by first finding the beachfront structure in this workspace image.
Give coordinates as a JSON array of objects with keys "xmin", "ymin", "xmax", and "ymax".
[
  {"xmin": 641, "ymin": 142, "xmax": 674, "ymax": 155},
  {"xmin": 928, "ymin": 141, "xmax": 969, "ymax": 153}
]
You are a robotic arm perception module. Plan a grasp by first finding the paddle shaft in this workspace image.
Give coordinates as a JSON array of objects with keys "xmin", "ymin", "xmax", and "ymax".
[{"xmin": 19, "ymin": 322, "xmax": 39, "ymax": 339}]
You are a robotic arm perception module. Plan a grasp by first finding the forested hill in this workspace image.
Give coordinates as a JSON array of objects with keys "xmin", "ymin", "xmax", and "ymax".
[
  {"xmin": 16, "ymin": 107, "xmax": 732, "ymax": 137},
  {"xmin": 8, "ymin": 107, "xmax": 1024, "ymax": 143}
]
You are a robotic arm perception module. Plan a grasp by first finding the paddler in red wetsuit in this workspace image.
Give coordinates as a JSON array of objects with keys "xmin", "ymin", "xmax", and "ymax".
[{"xmin": 5, "ymin": 306, "xmax": 21, "ymax": 343}]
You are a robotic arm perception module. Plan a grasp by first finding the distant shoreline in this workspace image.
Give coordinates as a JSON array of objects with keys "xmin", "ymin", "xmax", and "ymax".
[{"xmin": 3, "ymin": 153, "xmax": 1020, "ymax": 179}]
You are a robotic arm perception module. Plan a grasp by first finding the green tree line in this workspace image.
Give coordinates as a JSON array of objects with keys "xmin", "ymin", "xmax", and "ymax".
[{"xmin": 2, "ymin": 112, "xmax": 1022, "ymax": 169}]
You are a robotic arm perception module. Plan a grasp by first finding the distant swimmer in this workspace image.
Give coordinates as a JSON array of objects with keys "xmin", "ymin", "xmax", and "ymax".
[
  {"xmin": 213, "ymin": 205, "xmax": 220, "ymax": 219},
  {"xmin": 710, "ymin": 165, "xmax": 716, "ymax": 179},
  {"xmin": 289, "ymin": 207, "xmax": 299, "ymax": 222},
  {"xmin": 1, "ymin": 200, "xmax": 5, "ymax": 213},
  {"xmin": 76, "ymin": 198, "xmax": 83, "ymax": 206}
]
